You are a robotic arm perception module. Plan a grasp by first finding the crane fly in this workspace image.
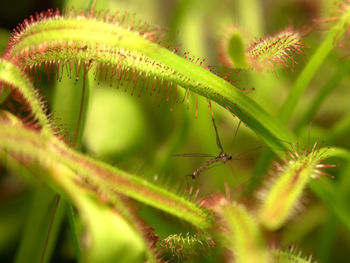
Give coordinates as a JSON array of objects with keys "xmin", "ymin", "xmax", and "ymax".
[{"xmin": 174, "ymin": 116, "xmax": 239, "ymax": 179}]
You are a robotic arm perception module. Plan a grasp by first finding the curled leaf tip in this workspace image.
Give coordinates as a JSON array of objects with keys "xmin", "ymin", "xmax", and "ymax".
[
  {"xmin": 247, "ymin": 27, "xmax": 305, "ymax": 71},
  {"xmin": 219, "ymin": 26, "xmax": 305, "ymax": 71},
  {"xmin": 0, "ymin": 59, "xmax": 52, "ymax": 134},
  {"xmin": 219, "ymin": 26, "xmax": 249, "ymax": 69},
  {"xmin": 258, "ymin": 140, "xmax": 335, "ymax": 230}
]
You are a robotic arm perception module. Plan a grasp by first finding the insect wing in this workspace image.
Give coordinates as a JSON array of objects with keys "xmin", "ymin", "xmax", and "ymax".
[
  {"xmin": 173, "ymin": 153, "xmax": 216, "ymax": 158},
  {"xmin": 231, "ymin": 146, "xmax": 263, "ymax": 159}
]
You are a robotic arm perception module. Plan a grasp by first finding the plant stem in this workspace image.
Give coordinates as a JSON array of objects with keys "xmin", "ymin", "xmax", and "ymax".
[
  {"xmin": 14, "ymin": 184, "xmax": 65, "ymax": 263},
  {"xmin": 72, "ymin": 68, "xmax": 89, "ymax": 148},
  {"xmin": 295, "ymin": 59, "xmax": 350, "ymax": 131},
  {"xmin": 279, "ymin": 5, "xmax": 350, "ymax": 124},
  {"xmin": 40, "ymin": 195, "xmax": 61, "ymax": 263}
]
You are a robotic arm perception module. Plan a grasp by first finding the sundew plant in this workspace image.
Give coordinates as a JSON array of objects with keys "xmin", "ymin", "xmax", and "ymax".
[{"xmin": 0, "ymin": 0, "xmax": 350, "ymax": 262}]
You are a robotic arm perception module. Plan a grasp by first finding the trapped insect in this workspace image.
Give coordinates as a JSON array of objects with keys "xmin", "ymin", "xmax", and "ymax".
[{"xmin": 174, "ymin": 116, "xmax": 239, "ymax": 179}]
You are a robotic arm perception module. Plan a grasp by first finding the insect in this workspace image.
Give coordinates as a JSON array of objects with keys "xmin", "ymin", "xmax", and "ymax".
[{"xmin": 174, "ymin": 116, "xmax": 239, "ymax": 179}]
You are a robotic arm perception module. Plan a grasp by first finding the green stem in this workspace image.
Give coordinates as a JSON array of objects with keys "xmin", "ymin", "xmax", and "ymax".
[
  {"xmin": 279, "ymin": 5, "xmax": 350, "ymax": 124},
  {"xmin": 72, "ymin": 67, "xmax": 89, "ymax": 147},
  {"xmin": 295, "ymin": 59, "xmax": 350, "ymax": 131},
  {"xmin": 66, "ymin": 204, "xmax": 81, "ymax": 261},
  {"xmin": 40, "ymin": 195, "xmax": 61, "ymax": 263},
  {"xmin": 14, "ymin": 184, "xmax": 65, "ymax": 263}
]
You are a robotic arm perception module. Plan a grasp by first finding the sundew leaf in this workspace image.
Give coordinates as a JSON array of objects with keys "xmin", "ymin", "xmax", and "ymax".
[
  {"xmin": 3, "ymin": 9, "xmax": 350, "ymax": 238},
  {"xmin": 0, "ymin": 122, "xmax": 213, "ymax": 230},
  {"xmin": 258, "ymin": 142, "xmax": 334, "ymax": 230},
  {"xmin": 256, "ymin": 145, "xmax": 350, "ymax": 234},
  {"xmin": 158, "ymin": 233, "xmax": 215, "ymax": 261},
  {"xmin": 37, "ymin": 160, "xmax": 148, "ymax": 263},
  {"xmin": 220, "ymin": 27, "xmax": 303, "ymax": 71},
  {"xmin": 52, "ymin": 165, "xmax": 146, "ymax": 263},
  {"xmin": 0, "ymin": 119, "xmax": 148, "ymax": 263},
  {"xmin": 216, "ymin": 202, "xmax": 270, "ymax": 263},
  {"xmin": 0, "ymin": 121, "xmax": 158, "ymax": 262},
  {"xmin": 0, "ymin": 59, "xmax": 52, "ymax": 135},
  {"xmin": 247, "ymin": 27, "xmax": 303, "ymax": 71},
  {"xmin": 3, "ymin": 8, "xmax": 294, "ymax": 151}
]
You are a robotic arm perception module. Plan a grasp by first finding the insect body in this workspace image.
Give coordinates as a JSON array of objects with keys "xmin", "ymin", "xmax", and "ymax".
[{"xmin": 190, "ymin": 151, "xmax": 232, "ymax": 179}]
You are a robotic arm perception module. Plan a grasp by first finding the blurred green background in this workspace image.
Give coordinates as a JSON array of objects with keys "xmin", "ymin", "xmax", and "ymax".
[{"xmin": 1, "ymin": 0, "xmax": 350, "ymax": 262}]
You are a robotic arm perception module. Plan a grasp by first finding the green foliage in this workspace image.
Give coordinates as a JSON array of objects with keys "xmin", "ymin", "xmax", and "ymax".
[{"xmin": 0, "ymin": 1, "xmax": 350, "ymax": 263}]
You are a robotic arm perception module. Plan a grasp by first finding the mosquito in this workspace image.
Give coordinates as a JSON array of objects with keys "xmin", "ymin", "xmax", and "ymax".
[{"xmin": 174, "ymin": 116, "xmax": 241, "ymax": 179}]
